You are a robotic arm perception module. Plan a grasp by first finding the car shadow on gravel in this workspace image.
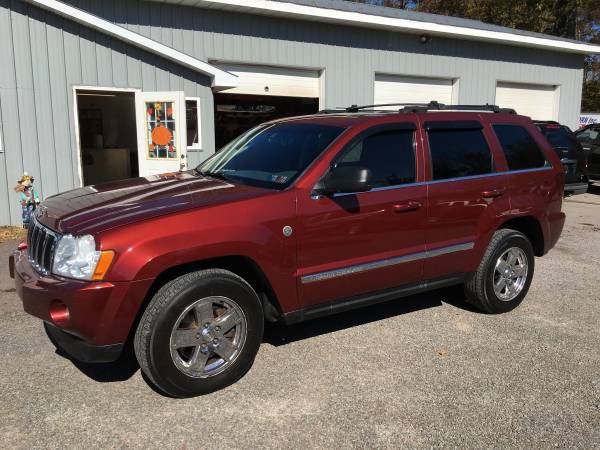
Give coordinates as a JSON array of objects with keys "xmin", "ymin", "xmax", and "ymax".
[
  {"xmin": 53, "ymin": 345, "xmax": 139, "ymax": 383},
  {"xmin": 49, "ymin": 287, "xmax": 476, "ymax": 381},
  {"xmin": 263, "ymin": 285, "xmax": 476, "ymax": 346}
]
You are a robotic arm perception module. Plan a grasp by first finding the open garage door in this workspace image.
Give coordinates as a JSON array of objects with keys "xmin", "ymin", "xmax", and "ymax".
[
  {"xmin": 214, "ymin": 64, "xmax": 320, "ymax": 148},
  {"xmin": 495, "ymin": 82, "xmax": 558, "ymax": 120},
  {"xmin": 374, "ymin": 74, "xmax": 455, "ymax": 109}
]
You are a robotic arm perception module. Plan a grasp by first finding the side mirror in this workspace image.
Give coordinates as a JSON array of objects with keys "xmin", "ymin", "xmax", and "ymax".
[{"xmin": 313, "ymin": 166, "xmax": 372, "ymax": 196}]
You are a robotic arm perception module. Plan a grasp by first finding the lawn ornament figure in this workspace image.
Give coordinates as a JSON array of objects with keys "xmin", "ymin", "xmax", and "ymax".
[{"xmin": 14, "ymin": 172, "xmax": 40, "ymax": 228}]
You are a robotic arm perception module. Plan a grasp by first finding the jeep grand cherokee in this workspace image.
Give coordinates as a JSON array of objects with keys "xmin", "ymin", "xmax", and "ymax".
[{"xmin": 10, "ymin": 103, "xmax": 565, "ymax": 397}]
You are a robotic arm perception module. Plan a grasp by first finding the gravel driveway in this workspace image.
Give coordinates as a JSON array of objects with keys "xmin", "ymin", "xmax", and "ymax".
[{"xmin": 1, "ymin": 193, "xmax": 599, "ymax": 449}]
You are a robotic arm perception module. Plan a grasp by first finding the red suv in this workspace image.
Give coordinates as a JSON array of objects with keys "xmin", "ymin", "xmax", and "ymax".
[{"xmin": 10, "ymin": 103, "xmax": 565, "ymax": 397}]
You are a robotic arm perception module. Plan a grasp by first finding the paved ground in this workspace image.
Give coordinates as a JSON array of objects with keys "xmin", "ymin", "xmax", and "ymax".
[{"xmin": 1, "ymin": 192, "xmax": 599, "ymax": 449}]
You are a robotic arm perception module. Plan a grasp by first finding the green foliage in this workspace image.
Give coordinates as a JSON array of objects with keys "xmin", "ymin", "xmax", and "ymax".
[{"xmin": 345, "ymin": 0, "xmax": 600, "ymax": 111}]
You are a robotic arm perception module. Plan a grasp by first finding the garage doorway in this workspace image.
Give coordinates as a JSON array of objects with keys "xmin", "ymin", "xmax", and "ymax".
[
  {"xmin": 213, "ymin": 63, "xmax": 321, "ymax": 149},
  {"xmin": 214, "ymin": 94, "xmax": 319, "ymax": 149},
  {"xmin": 76, "ymin": 89, "xmax": 138, "ymax": 186},
  {"xmin": 495, "ymin": 81, "xmax": 559, "ymax": 121},
  {"xmin": 374, "ymin": 74, "xmax": 458, "ymax": 108}
]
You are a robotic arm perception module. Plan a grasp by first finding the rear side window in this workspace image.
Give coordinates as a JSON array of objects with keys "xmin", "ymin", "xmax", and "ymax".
[
  {"xmin": 539, "ymin": 125, "xmax": 579, "ymax": 155},
  {"xmin": 336, "ymin": 130, "xmax": 415, "ymax": 188},
  {"xmin": 427, "ymin": 128, "xmax": 493, "ymax": 180},
  {"xmin": 493, "ymin": 125, "xmax": 547, "ymax": 170}
]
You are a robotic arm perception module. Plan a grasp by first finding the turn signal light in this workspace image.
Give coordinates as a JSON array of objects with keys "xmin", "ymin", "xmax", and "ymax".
[{"xmin": 92, "ymin": 251, "xmax": 115, "ymax": 281}]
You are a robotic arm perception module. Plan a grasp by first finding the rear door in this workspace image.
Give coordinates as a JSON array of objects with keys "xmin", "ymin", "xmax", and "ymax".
[
  {"xmin": 296, "ymin": 122, "xmax": 427, "ymax": 307},
  {"xmin": 422, "ymin": 115, "xmax": 510, "ymax": 280},
  {"xmin": 491, "ymin": 120, "xmax": 560, "ymax": 223}
]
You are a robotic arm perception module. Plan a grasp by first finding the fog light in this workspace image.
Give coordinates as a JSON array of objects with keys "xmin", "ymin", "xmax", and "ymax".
[{"xmin": 49, "ymin": 300, "xmax": 70, "ymax": 327}]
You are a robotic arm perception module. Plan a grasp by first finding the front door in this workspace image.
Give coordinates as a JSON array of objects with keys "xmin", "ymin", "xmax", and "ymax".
[
  {"xmin": 135, "ymin": 91, "xmax": 187, "ymax": 176},
  {"xmin": 296, "ymin": 123, "xmax": 427, "ymax": 308}
]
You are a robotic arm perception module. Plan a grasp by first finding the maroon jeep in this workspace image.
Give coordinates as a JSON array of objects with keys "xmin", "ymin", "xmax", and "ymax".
[{"xmin": 11, "ymin": 103, "xmax": 565, "ymax": 397}]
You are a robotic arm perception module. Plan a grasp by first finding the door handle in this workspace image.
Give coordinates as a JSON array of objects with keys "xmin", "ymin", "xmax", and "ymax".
[
  {"xmin": 481, "ymin": 189, "xmax": 505, "ymax": 199},
  {"xmin": 392, "ymin": 201, "xmax": 422, "ymax": 213}
]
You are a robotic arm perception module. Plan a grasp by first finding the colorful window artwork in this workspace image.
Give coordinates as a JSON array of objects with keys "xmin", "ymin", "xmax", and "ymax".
[{"xmin": 146, "ymin": 101, "xmax": 177, "ymax": 159}]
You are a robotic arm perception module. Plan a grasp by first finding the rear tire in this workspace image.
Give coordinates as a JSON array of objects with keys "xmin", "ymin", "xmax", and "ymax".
[
  {"xmin": 464, "ymin": 229, "xmax": 534, "ymax": 314},
  {"xmin": 134, "ymin": 269, "xmax": 264, "ymax": 397}
]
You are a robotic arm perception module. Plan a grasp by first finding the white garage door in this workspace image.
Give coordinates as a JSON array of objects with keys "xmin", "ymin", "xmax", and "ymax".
[
  {"xmin": 215, "ymin": 63, "xmax": 320, "ymax": 98},
  {"xmin": 495, "ymin": 82, "xmax": 558, "ymax": 120},
  {"xmin": 374, "ymin": 74, "xmax": 454, "ymax": 109}
]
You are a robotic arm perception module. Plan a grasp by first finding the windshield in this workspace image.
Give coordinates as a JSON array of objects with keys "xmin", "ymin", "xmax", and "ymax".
[{"xmin": 197, "ymin": 122, "xmax": 346, "ymax": 189}]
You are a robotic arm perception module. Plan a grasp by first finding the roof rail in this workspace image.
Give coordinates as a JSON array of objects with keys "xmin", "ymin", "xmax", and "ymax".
[
  {"xmin": 318, "ymin": 101, "xmax": 517, "ymax": 115},
  {"xmin": 398, "ymin": 101, "xmax": 516, "ymax": 114},
  {"xmin": 345, "ymin": 103, "xmax": 429, "ymax": 113}
]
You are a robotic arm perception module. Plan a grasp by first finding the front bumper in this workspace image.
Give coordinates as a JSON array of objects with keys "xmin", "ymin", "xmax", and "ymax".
[
  {"xmin": 10, "ymin": 250, "xmax": 153, "ymax": 359},
  {"xmin": 44, "ymin": 322, "xmax": 123, "ymax": 363}
]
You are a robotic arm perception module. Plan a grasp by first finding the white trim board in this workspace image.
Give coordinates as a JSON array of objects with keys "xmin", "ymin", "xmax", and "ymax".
[
  {"xmin": 22, "ymin": 0, "xmax": 239, "ymax": 89},
  {"xmin": 163, "ymin": 0, "xmax": 600, "ymax": 55}
]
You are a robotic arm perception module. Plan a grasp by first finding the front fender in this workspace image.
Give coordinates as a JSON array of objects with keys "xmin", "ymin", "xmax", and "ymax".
[{"xmin": 97, "ymin": 192, "xmax": 298, "ymax": 313}]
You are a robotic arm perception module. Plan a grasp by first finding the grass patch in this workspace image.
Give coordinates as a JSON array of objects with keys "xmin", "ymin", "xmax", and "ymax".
[{"xmin": 0, "ymin": 226, "xmax": 26, "ymax": 243}]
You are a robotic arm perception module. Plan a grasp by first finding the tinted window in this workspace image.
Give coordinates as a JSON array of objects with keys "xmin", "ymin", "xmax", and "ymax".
[
  {"xmin": 576, "ymin": 127, "xmax": 600, "ymax": 144},
  {"xmin": 336, "ymin": 130, "xmax": 415, "ymax": 188},
  {"xmin": 428, "ymin": 128, "xmax": 493, "ymax": 180},
  {"xmin": 539, "ymin": 126, "xmax": 580, "ymax": 158},
  {"xmin": 198, "ymin": 122, "xmax": 345, "ymax": 189},
  {"xmin": 493, "ymin": 125, "xmax": 547, "ymax": 170}
]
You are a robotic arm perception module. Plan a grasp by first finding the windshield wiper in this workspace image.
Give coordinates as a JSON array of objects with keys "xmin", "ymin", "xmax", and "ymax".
[{"xmin": 199, "ymin": 170, "xmax": 235, "ymax": 183}]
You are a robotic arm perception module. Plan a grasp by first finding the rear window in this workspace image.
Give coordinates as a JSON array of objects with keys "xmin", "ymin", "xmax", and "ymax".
[
  {"xmin": 540, "ymin": 126, "xmax": 579, "ymax": 155},
  {"xmin": 493, "ymin": 125, "xmax": 547, "ymax": 170},
  {"xmin": 576, "ymin": 127, "xmax": 600, "ymax": 144},
  {"xmin": 427, "ymin": 128, "xmax": 493, "ymax": 180}
]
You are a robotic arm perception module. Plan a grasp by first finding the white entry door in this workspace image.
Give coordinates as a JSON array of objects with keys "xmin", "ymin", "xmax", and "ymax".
[{"xmin": 135, "ymin": 91, "xmax": 187, "ymax": 176}]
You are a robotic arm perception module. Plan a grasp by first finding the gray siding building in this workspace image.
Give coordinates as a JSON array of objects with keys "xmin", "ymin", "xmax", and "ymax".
[{"xmin": 1, "ymin": 0, "xmax": 599, "ymax": 225}]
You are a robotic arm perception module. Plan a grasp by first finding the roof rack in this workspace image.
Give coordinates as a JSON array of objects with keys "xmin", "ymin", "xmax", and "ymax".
[
  {"xmin": 398, "ymin": 101, "xmax": 516, "ymax": 114},
  {"xmin": 318, "ymin": 101, "xmax": 516, "ymax": 115}
]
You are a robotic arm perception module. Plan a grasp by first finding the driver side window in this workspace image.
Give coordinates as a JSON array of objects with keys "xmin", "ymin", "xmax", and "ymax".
[{"xmin": 336, "ymin": 129, "xmax": 416, "ymax": 189}]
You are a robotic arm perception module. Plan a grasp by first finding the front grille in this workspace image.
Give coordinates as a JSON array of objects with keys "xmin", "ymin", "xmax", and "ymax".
[
  {"xmin": 27, "ymin": 217, "xmax": 59, "ymax": 275},
  {"xmin": 591, "ymin": 153, "xmax": 600, "ymax": 165}
]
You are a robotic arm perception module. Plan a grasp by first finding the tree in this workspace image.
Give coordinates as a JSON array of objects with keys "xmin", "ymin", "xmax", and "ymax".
[{"xmin": 345, "ymin": 0, "xmax": 600, "ymax": 111}]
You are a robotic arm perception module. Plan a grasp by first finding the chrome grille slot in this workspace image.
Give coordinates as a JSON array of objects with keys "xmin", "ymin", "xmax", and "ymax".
[{"xmin": 27, "ymin": 217, "xmax": 59, "ymax": 275}]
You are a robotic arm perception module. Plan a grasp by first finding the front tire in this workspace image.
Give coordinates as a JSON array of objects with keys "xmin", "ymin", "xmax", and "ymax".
[
  {"xmin": 134, "ymin": 269, "xmax": 264, "ymax": 397},
  {"xmin": 464, "ymin": 229, "xmax": 535, "ymax": 314}
]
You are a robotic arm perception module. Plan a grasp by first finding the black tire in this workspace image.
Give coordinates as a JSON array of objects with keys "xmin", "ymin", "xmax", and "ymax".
[
  {"xmin": 134, "ymin": 269, "xmax": 264, "ymax": 398},
  {"xmin": 464, "ymin": 228, "xmax": 535, "ymax": 314}
]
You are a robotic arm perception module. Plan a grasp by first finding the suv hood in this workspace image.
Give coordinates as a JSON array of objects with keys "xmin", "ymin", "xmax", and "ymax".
[{"xmin": 36, "ymin": 171, "xmax": 271, "ymax": 235}]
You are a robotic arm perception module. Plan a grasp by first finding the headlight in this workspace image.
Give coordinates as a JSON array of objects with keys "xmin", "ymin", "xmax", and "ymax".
[{"xmin": 52, "ymin": 235, "xmax": 113, "ymax": 281}]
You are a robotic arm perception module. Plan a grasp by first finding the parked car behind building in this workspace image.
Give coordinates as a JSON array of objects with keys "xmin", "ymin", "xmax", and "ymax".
[{"xmin": 535, "ymin": 121, "xmax": 588, "ymax": 195}]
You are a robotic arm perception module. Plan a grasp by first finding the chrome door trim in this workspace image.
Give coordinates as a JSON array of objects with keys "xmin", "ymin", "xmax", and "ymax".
[
  {"xmin": 325, "ymin": 166, "xmax": 553, "ymax": 199},
  {"xmin": 300, "ymin": 241, "xmax": 474, "ymax": 284}
]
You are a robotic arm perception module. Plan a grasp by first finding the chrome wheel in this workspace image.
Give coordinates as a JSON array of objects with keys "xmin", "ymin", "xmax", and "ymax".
[
  {"xmin": 493, "ymin": 247, "xmax": 528, "ymax": 302},
  {"xmin": 169, "ymin": 296, "xmax": 247, "ymax": 378}
]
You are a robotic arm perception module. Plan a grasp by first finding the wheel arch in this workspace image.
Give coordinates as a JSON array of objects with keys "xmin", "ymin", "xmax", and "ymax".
[
  {"xmin": 498, "ymin": 215, "xmax": 545, "ymax": 256},
  {"xmin": 125, "ymin": 256, "xmax": 283, "ymax": 347}
]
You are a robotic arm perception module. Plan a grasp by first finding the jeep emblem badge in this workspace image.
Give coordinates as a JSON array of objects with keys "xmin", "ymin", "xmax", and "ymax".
[{"xmin": 282, "ymin": 225, "xmax": 293, "ymax": 237}]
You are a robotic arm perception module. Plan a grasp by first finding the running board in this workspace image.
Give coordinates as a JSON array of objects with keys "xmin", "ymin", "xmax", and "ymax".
[{"xmin": 283, "ymin": 274, "xmax": 467, "ymax": 325}]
